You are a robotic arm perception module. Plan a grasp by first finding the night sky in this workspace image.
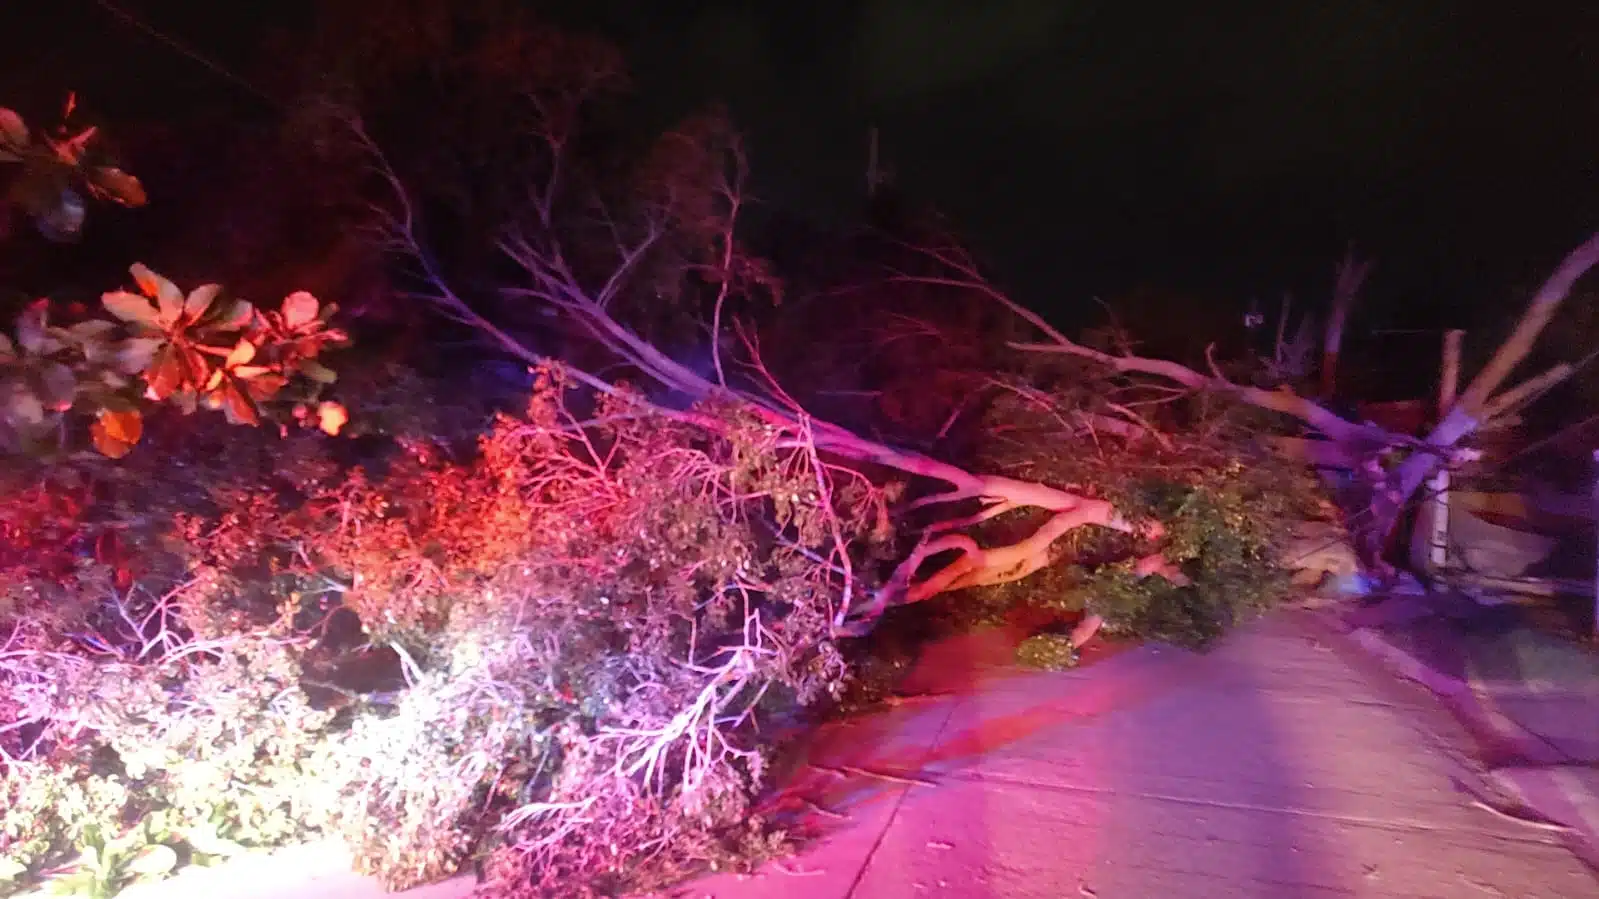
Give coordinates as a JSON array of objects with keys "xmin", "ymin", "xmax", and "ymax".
[{"xmin": 4, "ymin": 1, "xmax": 1597, "ymax": 330}]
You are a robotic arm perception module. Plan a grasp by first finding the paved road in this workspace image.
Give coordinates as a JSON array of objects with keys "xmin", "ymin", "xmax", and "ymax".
[{"xmin": 680, "ymin": 610, "xmax": 1599, "ymax": 898}]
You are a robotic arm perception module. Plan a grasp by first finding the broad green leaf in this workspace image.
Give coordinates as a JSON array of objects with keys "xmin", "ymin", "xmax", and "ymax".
[
  {"xmin": 179, "ymin": 823, "xmax": 247, "ymax": 859},
  {"xmin": 125, "ymin": 844, "xmax": 177, "ymax": 877},
  {"xmin": 102, "ymin": 823, "xmax": 147, "ymax": 858},
  {"xmin": 66, "ymin": 845, "xmax": 98, "ymax": 871},
  {"xmin": 144, "ymin": 810, "xmax": 172, "ymax": 840}
]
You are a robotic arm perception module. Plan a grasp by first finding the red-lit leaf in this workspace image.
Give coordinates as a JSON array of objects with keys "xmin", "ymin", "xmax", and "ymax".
[
  {"xmin": 281, "ymin": 291, "xmax": 319, "ymax": 330},
  {"xmin": 0, "ymin": 108, "xmax": 27, "ymax": 152},
  {"xmin": 223, "ymin": 338, "xmax": 256, "ymax": 368},
  {"xmin": 243, "ymin": 372, "xmax": 287, "ymax": 401},
  {"xmin": 317, "ymin": 401, "xmax": 349, "ymax": 436},
  {"xmin": 89, "ymin": 408, "xmax": 143, "ymax": 458},
  {"xmin": 184, "ymin": 284, "xmax": 221, "ymax": 322},
  {"xmin": 98, "ymin": 407, "xmax": 141, "ymax": 443},
  {"xmin": 53, "ymin": 125, "xmax": 97, "ymax": 165},
  {"xmin": 102, "ymin": 290, "xmax": 161, "ymax": 329},
  {"xmin": 145, "ymin": 345, "xmax": 185, "ymax": 401},
  {"xmin": 179, "ymin": 345, "xmax": 211, "ymax": 387},
  {"xmin": 130, "ymin": 264, "xmax": 183, "ymax": 326},
  {"xmin": 90, "ymin": 166, "xmax": 146, "ymax": 207},
  {"xmin": 217, "ymin": 380, "xmax": 259, "ymax": 426},
  {"xmin": 191, "ymin": 343, "xmax": 233, "ymax": 359}
]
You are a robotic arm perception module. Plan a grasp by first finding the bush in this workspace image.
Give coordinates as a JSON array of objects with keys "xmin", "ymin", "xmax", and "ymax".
[{"xmin": 0, "ymin": 362, "xmax": 885, "ymax": 898}]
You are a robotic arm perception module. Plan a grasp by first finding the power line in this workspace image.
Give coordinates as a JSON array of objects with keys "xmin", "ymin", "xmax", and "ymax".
[{"xmin": 88, "ymin": 0, "xmax": 280, "ymax": 108}]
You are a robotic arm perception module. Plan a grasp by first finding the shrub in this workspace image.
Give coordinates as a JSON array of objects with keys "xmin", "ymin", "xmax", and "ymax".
[{"xmin": 0, "ymin": 362, "xmax": 884, "ymax": 898}]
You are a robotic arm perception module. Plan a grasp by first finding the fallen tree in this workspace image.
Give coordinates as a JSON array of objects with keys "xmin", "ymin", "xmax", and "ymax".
[
  {"xmin": 329, "ymin": 93, "xmax": 1201, "ymax": 655},
  {"xmin": 263, "ymin": 22, "xmax": 1339, "ymax": 891}
]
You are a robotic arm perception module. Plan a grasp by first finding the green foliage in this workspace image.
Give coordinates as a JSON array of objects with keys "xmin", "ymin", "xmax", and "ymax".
[
  {"xmin": 0, "ymin": 625, "xmax": 338, "ymax": 895},
  {"xmin": 961, "ymin": 381, "xmax": 1330, "ymax": 656},
  {"xmin": 1015, "ymin": 633, "xmax": 1080, "ymax": 670},
  {"xmin": 1087, "ymin": 461, "xmax": 1312, "ymax": 647},
  {"xmin": 18, "ymin": 815, "xmax": 176, "ymax": 898}
]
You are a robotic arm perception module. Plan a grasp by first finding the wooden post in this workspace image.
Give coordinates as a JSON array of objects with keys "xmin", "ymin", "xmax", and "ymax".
[
  {"xmin": 1439, "ymin": 329, "xmax": 1463, "ymax": 412},
  {"xmin": 1423, "ymin": 330, "xmax": 1465, "ymax": 574}
]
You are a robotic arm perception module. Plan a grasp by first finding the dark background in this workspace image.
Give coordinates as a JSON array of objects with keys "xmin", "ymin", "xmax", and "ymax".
[{"xmin": 2, "ymin": 1, "xmax": 1596, "ymax": 333}]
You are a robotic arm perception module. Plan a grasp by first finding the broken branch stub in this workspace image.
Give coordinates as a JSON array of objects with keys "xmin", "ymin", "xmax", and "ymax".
[
  {"xmin": 995, "ymin": 231, "xmax": 1599, "ymax": 565},
  {"xmin": 1370, "ymin": 231, "xmax": 1599, "ymax": 547}
]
